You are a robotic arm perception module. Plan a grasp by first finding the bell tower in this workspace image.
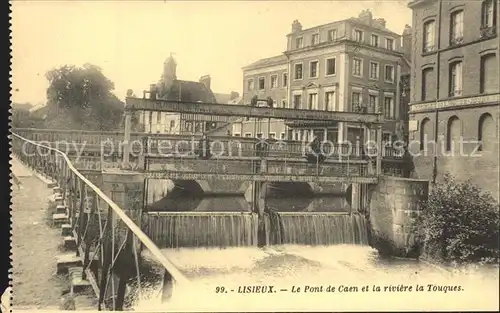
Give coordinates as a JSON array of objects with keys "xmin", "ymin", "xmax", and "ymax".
[{"xmin": 162, "ymin": 53, "xmax": 177, "ymax": 91}]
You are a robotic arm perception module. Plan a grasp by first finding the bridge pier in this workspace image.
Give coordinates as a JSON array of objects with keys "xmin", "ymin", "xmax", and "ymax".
[
  {"xmin": 250, "ymin": 159, "xmax": 270, "ymax": 247},
  {"xmin": 367, "ymin": 176, "xmax": 429, "ymax": 258}
]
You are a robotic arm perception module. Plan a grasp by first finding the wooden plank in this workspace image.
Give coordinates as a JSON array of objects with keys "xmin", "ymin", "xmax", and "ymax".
[
  {"xmin": 144, "ymin": 171, "xmax": 378, "ymax": 184},
  {"xmin": 125, "ymin": 97, "xmax": 382, "ymax": 123}
]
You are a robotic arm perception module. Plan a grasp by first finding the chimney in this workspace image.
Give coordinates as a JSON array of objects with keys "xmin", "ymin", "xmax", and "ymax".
[
  {"xmin": 149, "ymin": 84, "xmax": 157, "ymax": 100},
  {"xmin": 291, "ymin": 20, "xmax": 302, "ymax": 33},
  {"xmin": 375, "ymin": 18, "xmax": 387, "ymax": 28},
  {"xmin": 402, "ymin": 24, "xmax": 412, "ymax": 60},
  {"xmin": 358, "ymin": 9, "xmax": 373, "ymax": 25},
  {"xmin": 199, "ymin": 75, "xmax": 211, "ymax": 90},
  {"xmin": 230, "ymin": 91, "xmax": 239, "ymax": 100}
]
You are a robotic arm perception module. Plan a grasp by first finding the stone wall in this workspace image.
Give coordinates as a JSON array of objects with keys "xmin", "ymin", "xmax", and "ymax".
[{"xmin": 368, "ymin": 176, "xmax": 429, "ymax": 258}]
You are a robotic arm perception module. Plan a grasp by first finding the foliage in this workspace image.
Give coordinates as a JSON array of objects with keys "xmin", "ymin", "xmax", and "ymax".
[
  {"xmin": 44, "ymin": 63, "xmax": 124, "ymax": 130},
  {"xmin": 11, "ymin": 107, "xmax": 46, "ymax": 129},
  {"xmin": 415, "ymin": 173, "xmax": 499, "ymax": 265}
]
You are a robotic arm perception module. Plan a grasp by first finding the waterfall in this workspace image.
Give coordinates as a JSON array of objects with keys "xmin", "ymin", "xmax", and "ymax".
[
  {"xmin": 272, "ymin": 213, "xmax": 368, "ymax": 245},
  {"xmin": 142, "ymin": 211, "xmax": 368, "ymax": 248},
  {"xmin": 143, "ymin": 212, "xmax": 259, "ymax": 248}
]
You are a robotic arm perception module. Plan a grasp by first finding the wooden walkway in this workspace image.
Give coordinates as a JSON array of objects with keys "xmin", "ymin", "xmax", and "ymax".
[{"xmin": 10, "ymin": 157, "xmax": 95, "ymax": 310}]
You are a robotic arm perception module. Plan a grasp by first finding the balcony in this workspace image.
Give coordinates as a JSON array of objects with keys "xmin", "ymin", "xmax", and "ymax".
[
  {"xmin": 449, "ymin": 89, "xmax": 463, "ymax": 98},
  {"xmin": 449, "ymin": 36, "xmax": 464, "ymax": 46},
  {"xmin": 480, "ymin": 25, "xmax": 497, "ymax": 39},
  {"xmin": 422, "ymin": 45, "xmax": 435, "ymax": 53}
]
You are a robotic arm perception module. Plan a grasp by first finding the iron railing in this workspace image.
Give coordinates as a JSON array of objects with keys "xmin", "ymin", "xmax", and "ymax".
[{"xmin": 11, "ymin": 132, "xmax": 188, "ymax": 311}]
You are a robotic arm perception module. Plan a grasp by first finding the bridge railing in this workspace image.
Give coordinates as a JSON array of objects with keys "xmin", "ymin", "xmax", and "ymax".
[
  {"xmin": 12, "ymin": 128, "xmax": 405, "ymax": 159},
  {"xmin": 11, "ymin": 132, "xmax": 188, "ymax": 310}
]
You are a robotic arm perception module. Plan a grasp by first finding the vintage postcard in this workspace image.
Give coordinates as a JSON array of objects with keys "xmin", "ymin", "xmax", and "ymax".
[{"xmin": 8, "ymin": 0, "xmax": 500, "ymax": 312}]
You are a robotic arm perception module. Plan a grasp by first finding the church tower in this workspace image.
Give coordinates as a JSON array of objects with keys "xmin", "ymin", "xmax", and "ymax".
[{"xmin": 160, "ymin": 54, "xmax": 177, "ymax": 94}]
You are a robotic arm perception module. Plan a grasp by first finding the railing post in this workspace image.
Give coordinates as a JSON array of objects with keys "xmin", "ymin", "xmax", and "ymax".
[
  {"xmin": 82, "ymin": 192, "xmax": 96, "ymax": 281},
  {"xmin": 98, "ymin": 206, "xmax": 113, "ymax": 311},
  {"xmin": 376, "ymin": 125, "xmax": 382, "ymax": 176},
  {"xmin": 76, "ymin": 183, "xmax": 86, "ymax": 257},
  {"xmin": 122, "ymin": 111, "xmax": 132, "ymax": 169},
  {"xmin": 115, "ymin": 230, "xmax": 134, "ymax": 310}
]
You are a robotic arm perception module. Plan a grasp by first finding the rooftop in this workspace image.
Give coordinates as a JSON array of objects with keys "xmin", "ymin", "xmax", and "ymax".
[{"xmin": 242, "ymin": 54, "xmax": 288, "ymax": 70}]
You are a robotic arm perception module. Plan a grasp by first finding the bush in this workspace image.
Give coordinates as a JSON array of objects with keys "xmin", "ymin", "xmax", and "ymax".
[{"xmin": 415, "ymin": 173, "xmax": 499, "ymax": 265}]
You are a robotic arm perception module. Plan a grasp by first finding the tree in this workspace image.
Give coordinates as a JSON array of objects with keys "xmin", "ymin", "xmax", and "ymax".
[
  {"xmin": 415, "ymin": 173, "xmax": 499, "ymax": 265},
  {"xmin": 44, "ymin": 63, "xmax": 124, "ymax": 130}
]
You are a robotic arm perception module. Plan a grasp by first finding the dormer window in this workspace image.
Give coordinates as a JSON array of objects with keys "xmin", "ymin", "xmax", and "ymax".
[
  {"xmin": 386, "ymin": 38, "xmax": 394, "ymax": 50},
  {"xmin": 311, "ymin": 33, "xmax": 319, "ymax": 45},
  {"xmin": 371, "ymin": 34, "xmax": 379, "ymax": 47},
  {"xmin": 328, "ymin": 29, "xmax": 337, "ymax": 41},
  {"xmin": 295, "ymin": 37, "xmax": 303, "ymax": 49},
  {"xmin": 354, "ymin": 29, "xmax": 363, "ymax": 42}
]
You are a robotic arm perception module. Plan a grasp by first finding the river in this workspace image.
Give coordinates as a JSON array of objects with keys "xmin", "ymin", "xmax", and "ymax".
[{"xmin": 136, "ymin": 244, "xmax": 499, "ymax": 312}]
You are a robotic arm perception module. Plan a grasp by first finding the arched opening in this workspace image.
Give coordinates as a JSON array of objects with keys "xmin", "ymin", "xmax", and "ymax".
[
  {"xmin": 446, "ymin": 116, "xmax": 460, "ymax": 152},
  {"xmin": 478, "ymin": 113, "xmax": 495, "ymax": 151},
  {"xmin": 420, "ymin": 118, "xmax": 431, "ymax": 151}
]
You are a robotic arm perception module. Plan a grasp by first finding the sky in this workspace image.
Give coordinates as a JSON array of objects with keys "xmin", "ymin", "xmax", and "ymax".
[{"xmin": 11, "ymin": 0, "xmax": 412, "ymax": 105}]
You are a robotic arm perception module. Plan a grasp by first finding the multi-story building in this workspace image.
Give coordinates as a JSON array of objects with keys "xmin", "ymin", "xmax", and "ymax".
[
  {"xmin": 233, "ymin": 55, "xmax": 289, "ymax": 139},
  {"xmin": 135, "ymin": 55, "xmax": 231, "ymax": 135},
  {"xmin": 407, "ymin": 0, "xmax": 499, "ymax": 200},
  {"xmin": 235, "ymin": 10, "xmax": 410, "ymax": 144}
]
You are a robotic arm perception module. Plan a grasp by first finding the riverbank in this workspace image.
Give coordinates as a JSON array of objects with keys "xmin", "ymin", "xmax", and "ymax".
[
  {"xmin": 10, "ymin": 157, "xmax": 96, "ymax": 310},
  {"xmin": 11, "ymin": 157, "xmax": 66, "ymax": 308}
]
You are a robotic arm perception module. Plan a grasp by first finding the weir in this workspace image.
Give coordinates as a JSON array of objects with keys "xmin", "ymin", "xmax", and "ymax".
[{"xmin": 142, "ymin": 212, "xmax": 368, "ymax": 249}]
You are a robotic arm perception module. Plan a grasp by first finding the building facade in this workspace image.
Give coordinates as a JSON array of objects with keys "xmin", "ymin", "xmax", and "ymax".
[
  {"xmin": 235, "ymin": 10, "xmax": 410, "ymax": 144},
  {"xmin": 136, "ymin": 56, "xmax": 230, "ymax": 135},
  {"xmin": 407, "ymin": 0, "xmax": 499, "ymax": 200}
]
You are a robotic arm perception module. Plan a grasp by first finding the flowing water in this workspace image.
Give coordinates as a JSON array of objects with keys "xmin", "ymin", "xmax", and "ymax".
[
  {"xmin": 136, "ymin": 181, "xmax": 499, "ymax": 311},
  {"xmin": 136, "ymin": 245, "xmax": 499, "ymax": 312}
]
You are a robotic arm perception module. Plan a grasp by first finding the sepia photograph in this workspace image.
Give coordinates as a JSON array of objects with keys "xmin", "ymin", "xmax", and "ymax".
[{"xmin": 8, "ymin": 0, "xmax": 500, "ymax": 311}]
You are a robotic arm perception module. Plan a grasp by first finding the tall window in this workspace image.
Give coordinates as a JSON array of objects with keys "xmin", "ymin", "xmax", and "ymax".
[
  {"xmin": 422, "ymin": 68, "xmax": 434, "ymax": 101},
  {"xmin": 369, "ymin": 62, "xmax": 379, "ymax": 79},
  {"xmin": 354, "ymin": 30, "xmax": 363, "ymax": 42},
  {"xmin": 386, "ymin": 38, "xmax": 394, "ymax": 50},
  {"xmin": 156, "ymin": 112, "xmax": 161, "ymax": 124},
  {"xmin": 482, "ymin": 0, "xmax": 496, "ymax": 28},
  {"xmin": 247, "ymin": 79, "xmax": 254, "ymax": 91},
  {"xmin": 295, "ymin": 37, "xmax": 303, "ymax": 49},
  {"xmin": 450, "ymin": 10, "xmax": 464, "ymax": 44},
  {"xmin": 446, "ymin": 116, "xmax": 460, "ymax": 152},
  {"xmin": 270, "ymin": 75, "xmax": 278, "ymax": 88},
  {"xmin": 325, "ymin": 91, "xmax": 335, "ymax": 111},
  {"xmin": 311, "ymin": 33, "xmax": 319, "ymax": 45},
  {"xmin": 326, "ymin": 58, "xmax": 336, "ymax": 75},
  {"xmin": 281, "ymin": 99, "xmax": 287, "ymax": 108},
  {"xmin": 328, "ymin": 29, "xmax": 337, "ymax": 41},
  {"xmin": 371, "ymin": 34, "xmax": 379, "ymax": 47},
  {"xmin": 294, "ymin": 63, "xmax": 303, "ymax": 79},
  {"xmin": 480, "ymin": 53, "xmax": 497, "ymax": 93},
  {"xmin": 449, "ymin": 61, "xmax": 463, "ymax": 97},
  {"xmin": 369, "ymin": 94, "xmax": 378, "ymax": 113},
  {"xmin": 282, "ymin": 73, "xmax": 288, "ymax": 87},
  {"xmin": 420, "ymin": 118, "xmax": 431, "ymax": 150},
  {"xmin": 308, "ymin": 93, "xmax": 318, "ymax": 110},
  {"xmin": 384, "ymin": 96, "xmax": 394, "ymax": 119},
  {"xmin": 310, "ymin": 61, "xmax": 319, "ymax": 78},
  {"xmin": 351, "ymin": 92, "xmax": 361, "ymax": 111},
  {"xmin": 478, "ymin": 113, "xmax": 495, "ymax": 151},
  {"xmin": 423, "ymin": 20, "xmax": 436, "ymax": 52},
  {"xmin": 293, "ymin": 94, "xmax": 302, "ymax": 109},
  {"xmin": 258, "ymin": 77, "xmax": 265, "ymax": 90},
  {"xmin": 353, "ymin": 58, "xmax": 362, "ymax": 76},
  {"xmin": 385, "ymin": 65, "xmax": 394, "ymax": 82}
]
